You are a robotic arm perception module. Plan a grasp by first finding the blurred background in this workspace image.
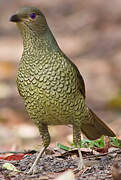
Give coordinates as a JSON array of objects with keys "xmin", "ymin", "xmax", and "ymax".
[{"xmin": 0, "ymin": 0, "xmax": 121, "ymax": 151}]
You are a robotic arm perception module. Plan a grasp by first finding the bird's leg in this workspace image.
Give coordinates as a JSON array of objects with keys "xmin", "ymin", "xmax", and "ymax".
[
  {"xmin": 73, "ymin": 125, "xmax": 85, "ymax": 170},
  {"xmin": 27, "ymin": 146, "xmax": 46, "ymax": 174},
  {"xmin": 27, "ymin": 124, "xmax": 50, "ymax": 174},
  {"xmin": 77, "ymin": 144, "xmax": 84, "ymax": 170}
]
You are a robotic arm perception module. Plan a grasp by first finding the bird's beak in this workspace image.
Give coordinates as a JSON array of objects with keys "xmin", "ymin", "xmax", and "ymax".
[{"xmin": 10, "ymin": 14, "xmax": 21, "ymax": 23}]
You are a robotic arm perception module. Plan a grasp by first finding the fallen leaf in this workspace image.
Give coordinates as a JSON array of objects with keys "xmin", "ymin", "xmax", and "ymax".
[
  {"xmin": 112, "ymin": 157, "xmax": 121, "ymax": 180},
  {"xmin": 4, "ymin": 154, "xmax": 25, "ymax": 161},
  {"xmin": 2, "ymin": 163, "xmax": 20, "ymax": 172},
  {"xmin": 95, "ymin": 136, "xmax": 109, "ymax": 153},
  {"xmin": 55, "ymin": 170, "xmax": 75, "ymax": 180}
]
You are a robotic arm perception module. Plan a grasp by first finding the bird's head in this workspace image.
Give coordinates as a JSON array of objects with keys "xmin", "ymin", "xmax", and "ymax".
[{"xmin": 10, "ymin": 6, "xmax": 48, "ymax": 35}]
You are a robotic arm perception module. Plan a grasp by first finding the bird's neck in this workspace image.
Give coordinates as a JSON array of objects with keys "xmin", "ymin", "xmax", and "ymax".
[{"xmin": 21, "ymin": 28, "xmax": 59, "ymax": 56}]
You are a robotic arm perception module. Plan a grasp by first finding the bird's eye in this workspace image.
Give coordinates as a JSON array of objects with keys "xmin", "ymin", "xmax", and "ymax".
[{"xmin": 30, "ymin": 13, "xmax": 36, "ymax": 19}]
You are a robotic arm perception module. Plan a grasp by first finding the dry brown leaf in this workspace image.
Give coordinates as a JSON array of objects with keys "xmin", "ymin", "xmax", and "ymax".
[{"xmin": 112, "ymin": 157, "xmax": 121, "ymax": 180}]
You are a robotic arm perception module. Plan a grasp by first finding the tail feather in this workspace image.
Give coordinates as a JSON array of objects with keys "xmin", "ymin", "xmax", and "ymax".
[{"xmin": 81, "ymin": 108, "xmax": 116, "ymax": 140}]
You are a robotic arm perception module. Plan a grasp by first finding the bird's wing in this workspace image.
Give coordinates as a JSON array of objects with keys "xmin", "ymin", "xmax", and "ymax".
[
  {"xmin": 69, "ymin": 59, "xmax": 86, "ymax": 98},
  {"xmin": 77, "ymin": 68, "xmax": 86, "ymax": 98}
]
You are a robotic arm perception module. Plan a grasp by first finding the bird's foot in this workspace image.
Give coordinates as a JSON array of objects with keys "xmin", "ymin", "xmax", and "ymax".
[
  {"xmin": 77, "ymin": 158, "xmax": 85, "ymax": 170},
  {"xmin": 27, "ymin": 165, "xmax": 37, "ymax": 174},
  {"xmin": 26, "ymin": 147, "xmax": 46, "ymax": 174},
  {"xmin": 73, "ymin": 158, "xmax": 85, "ymax": 174}
]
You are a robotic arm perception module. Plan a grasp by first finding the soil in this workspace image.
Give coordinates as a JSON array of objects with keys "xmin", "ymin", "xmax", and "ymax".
[
  {"xmin": 0, "ymin": 148, "xmax": 120, "ymax": 180},
  {"xmin": 0, "ymin": 1, "xmax": 121, "ymax": 179}
]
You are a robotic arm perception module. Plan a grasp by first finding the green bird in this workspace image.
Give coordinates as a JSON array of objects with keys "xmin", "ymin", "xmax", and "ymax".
[{"xmin": 10, "ymin": 6, "xmax": 115, "ymax": 173}]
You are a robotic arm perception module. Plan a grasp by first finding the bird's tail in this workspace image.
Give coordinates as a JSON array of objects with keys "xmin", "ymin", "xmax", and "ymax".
[{"xmin": 81, "ymin": 108, "xmax": 116, "ymax": 140}]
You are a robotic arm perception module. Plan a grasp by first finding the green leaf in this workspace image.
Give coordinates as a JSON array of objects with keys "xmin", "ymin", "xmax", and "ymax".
[
  {"xmin": 110, "ymin": 137, "xmax": 121, "ymax": 147},
  {"xmin": 2, "ymin": 163, "xmax": 20, "ymax": 172},
  {"xmin": 56, "ymin": 143, "xmax": 71, "ymax": 151}
]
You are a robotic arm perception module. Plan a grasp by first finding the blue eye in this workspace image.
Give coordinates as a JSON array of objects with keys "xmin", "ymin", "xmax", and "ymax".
[{"xmin": 30, "ymin": 13, "xmax": 36, "ymax": 19}]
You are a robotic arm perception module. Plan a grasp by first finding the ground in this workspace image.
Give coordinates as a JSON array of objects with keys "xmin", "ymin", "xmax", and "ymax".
[
  {"xmin": 0, "ymin": 147, "xmax": 121, "ymax": 179},
  {"xmin": 0, "ymin": 0, "xmax": 121, "ymax": 179}
]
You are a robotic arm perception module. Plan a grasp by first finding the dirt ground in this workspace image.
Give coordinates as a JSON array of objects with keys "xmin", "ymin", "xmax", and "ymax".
[
  {"xmin": 0, "ymin": 147, "xmax": 121, "ymax": 180},
  {"xmin": 0, "ymin": 0, "xmax": 121, "ymax": 179}
]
